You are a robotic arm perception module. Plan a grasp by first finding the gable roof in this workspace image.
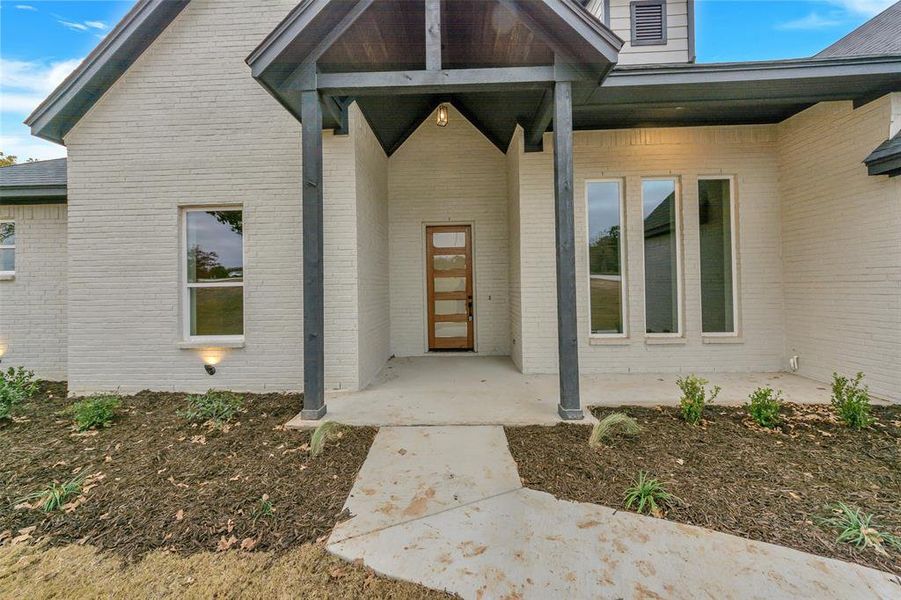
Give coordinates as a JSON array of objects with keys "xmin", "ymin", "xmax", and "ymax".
[
  {"xmin": 864, "ymin": 131, "xmax": 901, "ymax": 176},
  {"xmin": 25, "ymin": 0, "xmax": 189, "ymax": 145},
  {"xmin": 817, "ymin": 1, "xmax": 901, "ymax": 57},
  {"xmin": 0, "ymin": 159, "xmax": 67, "ymax": 204}
]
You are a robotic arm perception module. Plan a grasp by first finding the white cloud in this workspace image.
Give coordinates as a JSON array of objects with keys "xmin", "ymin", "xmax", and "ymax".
[
  {"xmin": 58, "ymin": 19, "xmax": 89, "ymax": 31},
  {"xmin": 825, "ymin": 0, "xmax": 896, "ymax": 17},
  {"xmin": 776, "ymin": 12, "xmax": 846, "ymax": 30},
  {"xmin": 0, "ymin": 58, "xmax": 83, "ymax": 115},
  {"xmin": 84, "ymin": 20, "xmax": 108, "ymax": 30},
  {"xmin": 0, "ymin": 133, "xmax": 66, "ymax": 161},
  {"xmin": 15, "ymin": 4, "xmax": 37, "ymax": 11}
]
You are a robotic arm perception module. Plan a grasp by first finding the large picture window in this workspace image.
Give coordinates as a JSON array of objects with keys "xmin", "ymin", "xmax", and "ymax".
[
  {"xmin": 642, "ymin": 178, "xmax": 681, "ymax": 335},
  {"xmin": 698, "ymin": 177, "xmax": 737, "ymax": 334},
  {"xmin": 0, "ymin": 221, "xmax": 14, "ymax": 276},
  {"xmin": 587, "ymin": 180, "xmax": 625, "ymax": 335},
  {"xmin": 184, "ymin": 209, "xmax": 244, "ymax": 339}
]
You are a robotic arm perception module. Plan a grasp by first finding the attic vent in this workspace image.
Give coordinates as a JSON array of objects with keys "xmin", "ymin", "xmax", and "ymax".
[{"xmin": 630, "ymin": 0, "xmax": 667, "ymax": 46}]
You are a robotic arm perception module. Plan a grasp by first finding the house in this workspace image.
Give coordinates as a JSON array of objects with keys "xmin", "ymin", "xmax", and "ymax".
[{"xmin": 2, "ymin": 0, "xmax": 900, "ymax": 420}]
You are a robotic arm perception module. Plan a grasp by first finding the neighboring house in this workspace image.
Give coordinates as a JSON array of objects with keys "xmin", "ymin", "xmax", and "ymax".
[{"xmin": 2, "ymin": 0, "xmax": 900, "ymax": 419}]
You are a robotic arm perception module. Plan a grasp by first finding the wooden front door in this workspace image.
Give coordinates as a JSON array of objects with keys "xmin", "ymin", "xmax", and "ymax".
[{"xmin": 426, "ymin": 225, "xmax": 474, "ymax": 351}]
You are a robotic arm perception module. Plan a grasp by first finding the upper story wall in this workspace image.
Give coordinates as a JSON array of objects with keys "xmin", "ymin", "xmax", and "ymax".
[{"xmin": 587, "ymin": 0, "xmax": 694, "ymax": 65}]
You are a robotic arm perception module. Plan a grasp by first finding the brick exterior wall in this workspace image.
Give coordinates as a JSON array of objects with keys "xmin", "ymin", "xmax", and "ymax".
[
  {"xmin": 0, "ymin": 204, "xmax": 67, "ymax": 380},
  {"xmin": 778, "ymin": 97, "xmax": 901, "ymax": 402}
]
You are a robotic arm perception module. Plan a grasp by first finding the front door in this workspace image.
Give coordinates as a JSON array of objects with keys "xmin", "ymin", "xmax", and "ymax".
[{"xmin": 426, "ymin": 225, "xmax": 474, "ymax": 351}]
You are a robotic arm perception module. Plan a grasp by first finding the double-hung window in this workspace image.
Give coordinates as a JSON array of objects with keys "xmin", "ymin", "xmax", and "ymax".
[
  {"xmin": 587, "ymin": 180, "xmax": 626, "ymax": 336},
  {"xmin": 641, "ymin": 178, "xmax": 682, "ymax": 336},
  {"xmin": 183, "ymin": 208, "xmax": 244, "ymax": 340},
  {"xmin": 0, "ymin": 221, "xmax": 14, "ymax": 276},
  {"xmin": 698, "ymin": 177, "xmax": 737, "ymax": 335}
]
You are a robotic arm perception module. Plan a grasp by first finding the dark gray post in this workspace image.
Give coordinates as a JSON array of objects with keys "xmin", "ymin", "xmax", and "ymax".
[
  {"xmin": 301, "ymin": 89, "xmax": 326, "ymax": 420},
  {"xmin": 553, "ymin": 80, "xmax": 583, "ymax": 420}
]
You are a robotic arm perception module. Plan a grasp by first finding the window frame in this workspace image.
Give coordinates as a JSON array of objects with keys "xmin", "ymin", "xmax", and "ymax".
[
  {"xmin": 640, "ymin": 176, "xmax": 684, "ymax": 338},
  {"xmin": 181, "ymin": 206, "xmax": 246, "ymax": 344},
  {"xmin": 0, "ymin": 220, "xmax": 15, "ymax": 277},
  {"xmin": 584, "ymin": 178, "xmax": 628, "ymax": 339},
  {"xmin": 697, "ymin": 175, "xmax": 740, "ymax": 337}
]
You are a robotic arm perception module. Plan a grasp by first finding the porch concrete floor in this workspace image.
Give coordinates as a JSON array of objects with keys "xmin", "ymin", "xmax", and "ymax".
[
  {"xmin": 328, "ymin": 426, "xmax": 897, "ymax": 599},
  {"xmin": 287, "ymin": 355, "xmax": 836, "ymax": 428}
]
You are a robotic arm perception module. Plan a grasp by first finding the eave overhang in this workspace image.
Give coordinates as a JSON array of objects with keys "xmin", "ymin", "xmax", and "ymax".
[
  {"xmin": 864, "ymin": 133, "xmax": 901, "ymax": 176},
  {"xmin": 0, "ymin": 186, "xmax": 68, "ymax": 206},
  {"xmin": 24, "ymin": 0, "xmax": 190, "ymax": 145}
]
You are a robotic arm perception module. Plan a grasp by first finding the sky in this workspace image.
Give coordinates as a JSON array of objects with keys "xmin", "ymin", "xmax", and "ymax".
[{"xmin": 0, "ymin": 0, "xmax": 897, "ymax": 161}]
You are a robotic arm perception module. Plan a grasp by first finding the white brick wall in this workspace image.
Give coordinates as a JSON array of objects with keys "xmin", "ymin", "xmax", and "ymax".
[
  {"xmin": 778, "ymin": 97, "xmax": 901, "ymax": 402},
  {"xmin": 0, "ymin": 204, "xmax": 67, "ymax": 380},
  {"xmin": 388, "ymin": 105, "xmax": 510, "ymax": 356},
  {"xmin": 64, "ymin": 0, "xmax": 362, "ymax": 395},
  {"xmin": 514, "ymin": 125, "xmax": 786, "ymax": 378}
]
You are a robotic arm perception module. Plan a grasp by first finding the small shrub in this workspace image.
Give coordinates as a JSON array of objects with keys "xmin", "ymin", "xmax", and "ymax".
[
  {"xmin": 745, "ymin": 386, "xmax": 783, "ymax": 428},
  {"xmin": 676, "ymin": 375, "xmax": 720, "ymax": 425},
  {"xmin": 310, "ymin": 421, "xmax": 345, "ymax": 457},
  {"xmin": 623, "ymin": 471, "xmax": 673, "ymax": 517},
  {"xmin": 180, "ymin": 389, "xmax": 243, "ymax": 425},
  {"xmin": 831, "ymin": 372, "xmax": 873, "ymax": 430},
  {"xmin": 589, "ymin": 412, "xmax": 640, "ymax": 447},
  {"xmin": 817, "ymin": 502, "xmax": 901, "ymax": 556},
  {"xmin": 70, "ymin": 394, "xmax": 121, "ymax": 431},
  {"xmin": 251, "ymin": 494, "xmax": 275, "ymax": 523},
  {"xmin": 20, "ymin": 475, "xmax": 85, "ymax": 512},
  {"xmin": 0, "ymin": 366, "xmax": 39, "ymax": 420}
]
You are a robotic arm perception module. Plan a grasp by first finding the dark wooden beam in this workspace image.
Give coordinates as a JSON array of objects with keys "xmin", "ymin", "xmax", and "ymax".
[
  {"xmin": 524, "ymin": 88, "xmax": 554, "ymax": 152},
  {"xmin": 552, "ymin": 80, "xmax": 582, "ymax": 420},
  {"xmin": 300, "ymin": 89, "xmax": 326, "ymax": 420},
  {"xmin": 322, "ymin": 95, "xmax": 349, "ymax": 135},
  {"xmin": 425, "ymin": 0, "xmax": 441, "ymax": 71},
  {"xmin": 315, "ymin": 66, "xmax": 555, "ymax": 95}
]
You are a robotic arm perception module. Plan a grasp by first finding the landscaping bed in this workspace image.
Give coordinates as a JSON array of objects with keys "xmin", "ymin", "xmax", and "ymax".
[{"xmin": 505, "ymin": 403, "xmax": 901, "ymax": 574}]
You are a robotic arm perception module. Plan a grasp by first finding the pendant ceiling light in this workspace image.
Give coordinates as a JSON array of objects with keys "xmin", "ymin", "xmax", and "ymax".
[{"xmin": 436, "ymin": 104, "xmax": 449, "ymax": 127}]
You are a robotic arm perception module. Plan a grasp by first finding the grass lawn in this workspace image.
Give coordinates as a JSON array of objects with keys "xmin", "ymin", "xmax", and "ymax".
[
  {"xmin": 0, "ymin": 382, "xmax": 451, "ymax": 598},
  {"xmin": 506, "ymin": 403, "xmax": 901, "ymax": 575}
]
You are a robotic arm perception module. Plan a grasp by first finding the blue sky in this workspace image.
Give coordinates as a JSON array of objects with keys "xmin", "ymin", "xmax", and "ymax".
[{"xmin": 0, "ymin": 0, "xmax": 896, "ymax": 160}]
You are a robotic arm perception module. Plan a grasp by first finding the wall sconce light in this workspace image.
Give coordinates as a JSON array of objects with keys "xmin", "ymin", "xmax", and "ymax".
[
  {"xmin": 436, "ymin": 104, "xmax": 449, "ymax": 128},
  {"xmin": 204, "ymin": 364, "xmax": 217, "ymax": 376},
  {"xmin": 201, "ymin": 348, "xmax": 223, "ymax": 376}
]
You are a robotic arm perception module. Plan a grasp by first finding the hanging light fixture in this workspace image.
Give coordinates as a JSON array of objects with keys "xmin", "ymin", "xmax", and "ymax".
[{"xmin": 436, "ymin": 104, "xmax": 449, "ymax": 127}]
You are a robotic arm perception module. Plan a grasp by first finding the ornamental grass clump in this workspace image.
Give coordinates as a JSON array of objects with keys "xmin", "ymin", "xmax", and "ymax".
[
  {"xmin": 676, "ymin": 374, "xmax": 720, "ymax": 425},
  {"xmin": 623, "ymin": 471, "xmax": 673, "ymax": 517},
  {"xmin": 69, "ymin": 394, "xmax": 121, "ymax": 431},
  {"xmin": 0, "ymin": 366, "xmax": 39, "ymax": 420},
  {"xmin": 310, "ymin": 421, "xmax": 345, "ymax": 457},
  {"xmin": 817, "ymin": 502, "xmax": 901, "ymax": 556},
  {"xmin": 19, "ymin": 475, "xmax": 85, "ymax": 512},
  {"xmin": 180, "ymin": 389, "xmax": 243, "ymax": 426},
  {"xmin": 831, "ymin": 372, "xmax": 873, "ymax": 430},
  {"xmin": 745, "ymin": 386, "xmax": 783, "ymax": 428},
  {"xmin": 588, "ymin": 412, "xmax": 640, "ymax": 448}
]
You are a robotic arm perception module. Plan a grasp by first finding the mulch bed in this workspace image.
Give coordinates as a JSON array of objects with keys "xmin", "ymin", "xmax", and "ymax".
[
  {"xmin": 506, "ymin": 403, "xmax": 901, "ymax": 575},
  {"xmin": 0, "ymin": 382, "xmax": 376, "ymax": 559}
]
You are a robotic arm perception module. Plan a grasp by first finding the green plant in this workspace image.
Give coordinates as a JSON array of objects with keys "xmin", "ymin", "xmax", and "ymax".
[
  {"xmin": 310, "ymin": 421, "xmax": 345, "ymax": 457},
  {"xmin": 817, "ymin": 502, "xmax": 901, "ymax": 556},
  {"xmin": 180, "ymin": 390, "xmax": 243, "ymax": 425},
  {"xmin": 20, "ymin": 475, "xmax": 85, "ymax": 512},
  {"xmin": 623, "ymin": 471, "xmax": 673, "ymax": 517},
  {"xmin": 69, "ymin": 394, "xmax": 121, "ymax": 431},
  {"xmin": 831, "ymin": 372, "xmax": 873, "ymax": 430},
  {"xmin": 251, "ymin": 494, "xmax": 274, "ymax": 523},
  {"xmin": 745, "ymin": 386, "xmax": 783, "ymax": 428},
  {"xmin": 589, "ymin": 412, "xmax": 640, "ymax": 447},
  {"xmin": 0, "ymin": 366, "xmax": 39, "ymax": 420},
  {"xmin": 676, "ymin": 375, "xmax": 720, "ymax": 425}
]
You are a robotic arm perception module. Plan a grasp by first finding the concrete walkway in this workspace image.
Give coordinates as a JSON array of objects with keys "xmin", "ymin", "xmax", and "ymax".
[{"xmin": 328, "ymin": 426, "xmax": 899, "ymax": 599}]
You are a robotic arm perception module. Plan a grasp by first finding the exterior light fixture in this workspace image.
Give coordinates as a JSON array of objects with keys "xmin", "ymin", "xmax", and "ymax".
[
  {"xmin": 204, "ymin": 364, "xmax": 216, "ymax": 376},
  {"xmin": 201, "ymin": 348, "xmax": 223, "ymax": 375},
  {"xmin": 436, "ymin": 104, "xmax": 449, "ymax": 127}
]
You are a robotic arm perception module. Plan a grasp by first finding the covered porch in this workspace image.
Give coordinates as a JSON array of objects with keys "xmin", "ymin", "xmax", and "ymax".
[{"xmin": 286, "ymin": 355, "xmax": 836, "ymax": 427}]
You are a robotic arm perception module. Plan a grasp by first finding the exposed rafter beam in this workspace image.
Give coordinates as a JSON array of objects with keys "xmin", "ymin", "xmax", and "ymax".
[
  {"xmin": 315, "ymin": 66, "xmax": 556, "ymax": 95},
  {"xmin": 425, "ymin": 0, "xmax": 441, "ymax": 71},
  {"xmin": 322, "ymin": 95, "xmax": 349, "ymax": 135},
  {"xmin": 524, "ymin": 88, "xmax": 554, "ymax": 152}
]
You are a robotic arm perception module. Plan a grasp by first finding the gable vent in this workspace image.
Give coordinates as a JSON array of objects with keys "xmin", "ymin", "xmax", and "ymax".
[{"xmin": 630, "ymin": 0, "xmax": 667, "ymax": 46}]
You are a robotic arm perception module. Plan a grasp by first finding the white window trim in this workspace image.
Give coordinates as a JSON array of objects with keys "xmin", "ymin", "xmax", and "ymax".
[
  {"xmin": 0, "ymin": 220, "xmax": 15, "ymax": 277},
  {"xmin": 585, "ymin": 178, "xmax": 628, "ymax": 339},
  {"xmin": 698, "ymin": 175, "xmax": 740, "ymax": 337},
  {"xmin": 640, "ymin": 176, "xmax": 684, "ymax": 338},
  {"xmin": 181, "ymin": 206, "xmax": 245, "ymax": 344}
]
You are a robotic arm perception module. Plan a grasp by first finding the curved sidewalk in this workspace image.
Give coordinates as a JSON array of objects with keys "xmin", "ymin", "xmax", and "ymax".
[{"xmin": 327, "ymin": 426, "xmax": 899, "ymax": 599}]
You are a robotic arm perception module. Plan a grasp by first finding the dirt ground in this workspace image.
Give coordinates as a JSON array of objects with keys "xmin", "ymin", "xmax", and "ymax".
[
  {"xmin": 0, "ymin": 382, "xmax": 451, "ymax": 597},
  {"xmin": 506, "ymin": 403, "xmax": 901, "ymax": 575}
]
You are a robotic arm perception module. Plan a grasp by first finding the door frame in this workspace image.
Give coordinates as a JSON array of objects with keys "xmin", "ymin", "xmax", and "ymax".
[{"xmin": 422, "ymin": 221, "xmax": 477, "ymax": 352}]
